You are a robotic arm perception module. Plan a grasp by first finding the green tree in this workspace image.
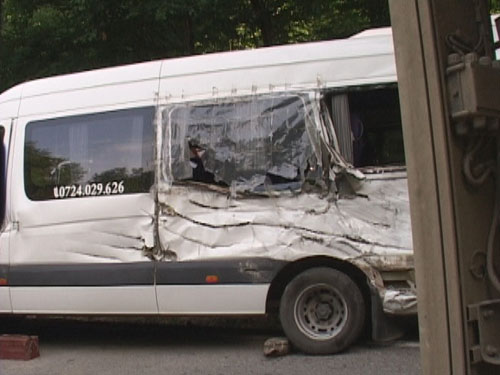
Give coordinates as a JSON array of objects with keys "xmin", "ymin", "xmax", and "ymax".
[
  {"xmin": 492, "ymin": 0, "xmax": 500, "ymax": 12},
  {"xmin": 0, "ymin": 0, "xmax": 394, "ymax": 93},
  {"xmin": 24, "ymin": 141, "xmax": 86, "ymax": 199}
]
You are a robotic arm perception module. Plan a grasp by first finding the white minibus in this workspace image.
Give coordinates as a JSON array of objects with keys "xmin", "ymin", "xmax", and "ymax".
[{"xmin": 0, "ymin": 27, "xmax": 415, "ymax": 354}]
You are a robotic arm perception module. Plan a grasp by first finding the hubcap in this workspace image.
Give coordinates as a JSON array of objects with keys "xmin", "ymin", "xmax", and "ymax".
[
  {"xmin": 294, "ymin": 283, "xmax": 348, "ymax": 340},
  {"xmin": 315, "ymin": 302, "xmax": 333, "ymax": 320}
]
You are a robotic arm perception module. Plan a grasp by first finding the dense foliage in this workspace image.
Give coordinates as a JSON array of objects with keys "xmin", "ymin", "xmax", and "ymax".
[
  {"xmin": 0, "ymin": 0, "xmax": 393, "ymax": 92},
  {"xmin": 1, "ymin": 0, "xmax": 498, "ymax": 94}
]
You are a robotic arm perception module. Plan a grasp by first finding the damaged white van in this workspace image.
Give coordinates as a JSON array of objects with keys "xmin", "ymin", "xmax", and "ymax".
[{"xmin": 0, "ymin": 27, "xmax": 416, "ymax": 354}]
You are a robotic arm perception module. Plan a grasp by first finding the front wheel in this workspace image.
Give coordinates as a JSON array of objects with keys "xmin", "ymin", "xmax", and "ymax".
[{"xmin": 279, "ymin": 267, "xmax": 365, "ymax": 354}]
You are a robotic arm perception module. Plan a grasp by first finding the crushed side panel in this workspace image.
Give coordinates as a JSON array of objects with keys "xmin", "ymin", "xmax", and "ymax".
[{"xmin": 155, "ymin": 92, "xmax": 415, "ymax": 314}]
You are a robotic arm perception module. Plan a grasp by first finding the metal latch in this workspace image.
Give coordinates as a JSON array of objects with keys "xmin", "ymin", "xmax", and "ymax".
[{"xmin": 468, "ymin": 299, "xmax": 500, "ymax": 365}]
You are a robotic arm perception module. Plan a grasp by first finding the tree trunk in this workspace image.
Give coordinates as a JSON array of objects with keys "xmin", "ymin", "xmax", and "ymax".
[
  {"xmin": 184, "ymin": 14, "xmax": 195, "ymax": 55},
  {"xmin": 249, "ymin": 0, "xmax": 274, "ymax": 46},
  {"xmin": 365, "ymin": 0, "xmax": 390, "ymax": 27}
]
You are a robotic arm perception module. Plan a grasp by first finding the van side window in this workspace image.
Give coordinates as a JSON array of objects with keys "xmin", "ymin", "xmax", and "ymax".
[
  {"xmin": 163, "ymin": 95, "xmax": 315, "ymax": 193},
  {"xmin": 327, "ymin": 87, "xmax": 405, "ymax": 168},
  {"xmin": 24, "ymin": 107, "xmax": 154, "ymax": 200}
]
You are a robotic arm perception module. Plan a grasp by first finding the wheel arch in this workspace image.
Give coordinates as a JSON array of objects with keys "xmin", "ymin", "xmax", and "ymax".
[{"xmin": 266, "ymin": 256, "xmax": 372, "ymax": 318}]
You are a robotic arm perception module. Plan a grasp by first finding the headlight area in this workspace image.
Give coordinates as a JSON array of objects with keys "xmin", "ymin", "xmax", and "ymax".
[{"xmin": 379, "ymin": 270, "xmax": 417, "ymax": 315}]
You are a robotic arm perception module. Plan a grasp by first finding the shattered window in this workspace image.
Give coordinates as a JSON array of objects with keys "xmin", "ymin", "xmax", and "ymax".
[
  {"xmin": 24, "ymin": 107, "xmax": 155, "ymax": 200},
  {"xmin": 162, "ymin": 95, "xmax": 316, "ymax": 193},
  {"xmin": 325, "ymin": 87, "xmax": 405, "ymax": 168}
]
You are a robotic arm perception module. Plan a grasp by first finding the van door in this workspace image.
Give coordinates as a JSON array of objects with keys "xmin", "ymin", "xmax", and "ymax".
[
  {"xmin": 0, "ymin": 123, "xmax": 11, "ymax": 313},
  {"xmin": 9, "ymin": 108, "xmax": 158, "ymax": 314}
]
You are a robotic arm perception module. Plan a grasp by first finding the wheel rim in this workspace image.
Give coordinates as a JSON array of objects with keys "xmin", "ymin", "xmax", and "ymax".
[{"xmin": 293, "ymin": 283, "xmax": 348, "ymax": 340}]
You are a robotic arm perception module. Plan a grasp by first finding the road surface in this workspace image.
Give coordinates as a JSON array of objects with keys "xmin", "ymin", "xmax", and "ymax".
[{"xmin": 0, "ymin": 316, "xmax": 420, "ymax": 375}]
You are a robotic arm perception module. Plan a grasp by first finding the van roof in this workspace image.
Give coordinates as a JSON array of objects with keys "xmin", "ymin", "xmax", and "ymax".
[{"xmin": 0, "ymin": 27, "xmax": 397, "ymax": 118}]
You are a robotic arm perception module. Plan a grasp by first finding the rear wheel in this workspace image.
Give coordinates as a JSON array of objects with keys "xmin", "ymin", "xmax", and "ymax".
[{"xmin": 279, "ymin": 267, "xmax": 365, "ymax": 354}]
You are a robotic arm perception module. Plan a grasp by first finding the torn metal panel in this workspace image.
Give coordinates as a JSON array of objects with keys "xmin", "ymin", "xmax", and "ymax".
[
  {"xmin": 161, "ymin": 95, "xmax": 317, "ymax": 193},
  {"xmin": 156, "ymin": 174, "xmax": 411, "ymax": 261},
  {"xmin": 383, "ymin": 288, "xmax": 418, "ymax": 315},
  {"xmin": 156, "ymin": 90, "xmax": 415, "ymax": 315},
  {"xmin": 155, "ymin": 175, "xmax": 414, "ymax": 314}
]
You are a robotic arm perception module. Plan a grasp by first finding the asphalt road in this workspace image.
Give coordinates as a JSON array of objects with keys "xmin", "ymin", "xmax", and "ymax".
[{"xmin": 0, "ymin": 317, "xmax": 420, "ymax": 375}]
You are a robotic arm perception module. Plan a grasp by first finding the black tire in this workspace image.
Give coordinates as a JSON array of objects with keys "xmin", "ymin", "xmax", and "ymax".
[{"xmin": 279, "ymin": 267, "xmax": 365, "ymax": 354}]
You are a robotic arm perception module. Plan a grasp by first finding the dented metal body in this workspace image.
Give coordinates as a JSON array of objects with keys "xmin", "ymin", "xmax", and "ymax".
[{"xmin": 0, "ymin": 28, "xmax": 416, "ymax": 325}]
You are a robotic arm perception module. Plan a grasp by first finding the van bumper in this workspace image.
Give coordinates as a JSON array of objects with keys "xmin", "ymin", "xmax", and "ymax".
[{"xmin": 370, "ymin": 284, "xmax": 418, "ymax": 342}]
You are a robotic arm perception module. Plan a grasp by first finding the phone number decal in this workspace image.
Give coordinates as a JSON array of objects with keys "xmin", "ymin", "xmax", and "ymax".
[{"xmin": 53, "ymin": 180, "xmax": 125, "ymax": 199}]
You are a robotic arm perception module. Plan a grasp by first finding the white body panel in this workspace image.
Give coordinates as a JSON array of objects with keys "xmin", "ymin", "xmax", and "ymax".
[
  {"xmin": 158, "ymin": 32, "xmax": 395, "ymax": 103},
  {"xmin": 0, "ymin": 120, "xmax": 12, "ymax": 312},
  {"xmin": 0, "ymin": 86, "xmax": 22, "ymax": 121},
  {"xmin": 4, "ymin": 77, "xmax": 160, "ymax": 312},
  {"xmin": 9, "ymin": 194, "xmax": 155, "ymax": 265},
  {"xmin": 17, "ymin": 61, "xmax": 163, "ymax": 119},
  {"xmin": 10, "ymin": 286, "xmax": 157, "ymax": 314},
  {"xmin": 9, "ymin": 81, "xmax": 158, "ymax": 265},
  {"xmin": 0, "ymin": 289, "xmax": 10, "ymax": 313},
  {"xmin": 156, "ymin": 285, "xmax": 269, "ymax": 315},
  {"xmin": 0, "ymin": 232, "xmax": 10, "ymax": 312}
]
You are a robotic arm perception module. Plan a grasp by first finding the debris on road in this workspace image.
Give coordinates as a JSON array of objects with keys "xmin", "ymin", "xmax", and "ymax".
[
  {"xmin": 0, "ymin": 335, "xmax": 40, "ymax": 360},
  {"xmin": 264, "ymin": 337, "xmax": 290, "ymax": 357}
]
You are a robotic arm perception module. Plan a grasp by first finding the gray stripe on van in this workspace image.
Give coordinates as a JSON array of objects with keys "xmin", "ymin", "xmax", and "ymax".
[
  {"xmin": 8, "ymin": 258, "xmax": 287, "ymax": 287},
  {"xmin": 9, "ymin": 262, "xmax": 154, "ymax": 287},
  {"xmin": 0, "ymin": 264, "xmax": 7, "ymax": 283},
  {"xmin": 155, "ymin": 258, "xmax": 287, "ymax": 285}
]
